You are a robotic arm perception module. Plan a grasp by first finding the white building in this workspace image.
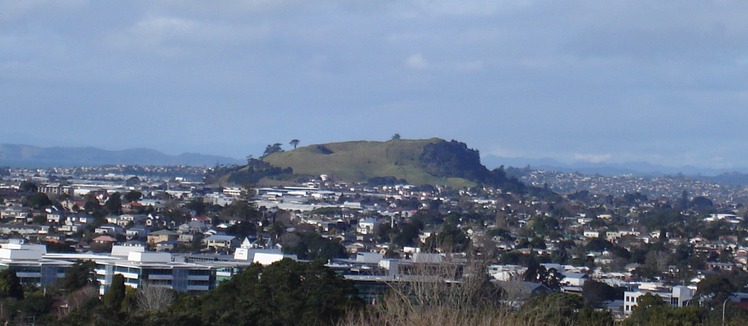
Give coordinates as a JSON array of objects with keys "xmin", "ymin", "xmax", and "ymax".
[
  {"xmin": 223, "ymin": 187, "xmax": 244, "ymax": 197},
  {"xmin": 357, "ymin": 217, "xmax": 380, "ymax": 235},
  {"xmin": 233, "ymin": 248, "xmax": 297, "ymax": 265},
  {"xmin": 95, "ymin": 249, "xmax": 215, "ymax": 295},
  {"xmin": 488, "ymin": 264, "xmax": 527, "ymax": 281},
  {"xmin": 0, "ymin": 241, "xmax": 73, "ymax": 286},
  {"xmin": 623, "ymin": 284, "xmax": 694, "ymax": 315},
  {"xmin": 583, "ymin": 231, "xmax": 600, "ymax": 239}
]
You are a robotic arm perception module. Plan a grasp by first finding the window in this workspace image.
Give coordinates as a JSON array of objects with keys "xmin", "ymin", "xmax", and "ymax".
[
  {"xmin": 188, "ymin": 269, "xmax": 211, "ymax": 276},
  {"xmin": 188, "ymin": 280, "xmax": 209, "ymax": 286},
  {"xmin": 147, "ymin": 269, "xmax": 172, "ymax": 275}
]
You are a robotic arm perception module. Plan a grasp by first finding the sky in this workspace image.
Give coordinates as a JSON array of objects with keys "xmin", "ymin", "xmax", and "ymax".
[{"xmin": 2, "ymin": 0, "xmax": 748, "ymax": 170}]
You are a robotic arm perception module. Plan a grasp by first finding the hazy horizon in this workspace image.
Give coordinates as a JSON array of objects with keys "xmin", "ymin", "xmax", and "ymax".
[{"xmin": 3, "ymin": 1, "xmax": 748, "ymax": 170}]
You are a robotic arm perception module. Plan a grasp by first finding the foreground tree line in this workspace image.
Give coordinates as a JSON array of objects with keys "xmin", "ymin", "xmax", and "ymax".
[{"xmin": 0, "ymin": 259, "xmax": 746, "ymax": 325}]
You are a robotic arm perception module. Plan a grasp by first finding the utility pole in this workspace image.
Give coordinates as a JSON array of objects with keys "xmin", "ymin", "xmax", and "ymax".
[{"xmin": 722, "ymin": 297, "xmax": 730, "ymax": 326}]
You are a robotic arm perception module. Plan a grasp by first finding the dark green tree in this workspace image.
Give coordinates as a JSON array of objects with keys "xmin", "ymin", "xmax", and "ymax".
[
  {"xmin": 105, "ymin": 192, "xmax": 123, "ymax": 215},
  {"xmin": 625, "ymin": 293, "xmax": 702, "ymax": 325},
  {"xmin": 576, "ymin": 306, "xmax": 615, "ymax": 326},
  {"xmin": 519, "ymin": 292, "xmax": 584, "ymax": 325},
  {"xmin": 282, "ymin": 232, "xmax": 346, "ymax": 261},
  {"xmin": 289, "ymin": 139, "xmax": 300, "ymax": 149},
  {"xmin": 262, "ymin": 143, "xmax": 284, "ymax": 158},
  {"xmin": 694, "ymin": 273, "xmax": 737, "ymax": 308},
  {"xmin": 125, "ymin": 176, "xmax": 141, "ymax": 187},
  {"xmin": 123, "ymin": 190, "xmax": 143, "ymax": 203},
  {"xmin": 421, "ymin": 223, "xmax": 470, "ymax": 253},
  {"xmin": 104, "ymin": 274, "xmax": 126, "ymax": 311},
  {"xmin": 0, "ymin": 269, "xmax": 24, "ymax": 299},
  {"xmin": 26, "ymin": 192, "xmax": 53, "ymax": 209},
  {"xmin": 19, "ymin": 181, "xmax": 38, "ymax": 193},
  {"xmin": 194, "ymin": 259, "xmax": 361, "ymax": 326},
  {"xmin": 585, "ymin": 237, "xmax": 613, "ymax": 252},
  {"xmin": 59, "ymin": 260, "xmax": 99, "ymax": 292},
  {"xmin": 184, "ymin": 198, "xmax": 209, "ymax": 216},
  {"xmin": 690, "ymin": 196, "xmax": 713, "ymax": 210},
  {"xmin": 392, "ymin": 221, "xmax": 423, "ymax": 247},
  {"xmin": 582, "ymin": 280, "xmax": 623, "ymax": 308},
  {"xmin": 15, "ymin": 291, "xmax": 54, "ymax": 323},
  {"xmin": 522, "ymin": 261, "xmax": 563, "ymax": 291}
]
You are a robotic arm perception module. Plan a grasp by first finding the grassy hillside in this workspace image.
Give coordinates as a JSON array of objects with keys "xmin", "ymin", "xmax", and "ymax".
[
  {"xmin": 211, "ymin": 138, "xmax": 550, "ymax": 196},
  {"xmin": 262, "ymin": 138, "xmax": 476, "ymax": 187}
]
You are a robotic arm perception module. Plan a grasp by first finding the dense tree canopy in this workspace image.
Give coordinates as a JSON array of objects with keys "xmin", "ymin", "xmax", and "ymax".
[
  {"xmin": 582, "ymin": 280, "xmax": 623, "ymax": 308},
  {"xmin": 0, "ymin": 269, "xmax": 24, "ymax": 300},
  {"xmin": 624, "ymin": 293, "xmax": 703, "ymax": 326},
  {"xmin": 282, "ymin": 232, "xmax": 347, "ymax": 261},
  {"xmin": 164, "ymin": 259, "xmax": 362, "ymax": 326},
  {"xmin": 421, "ymin": 223, "xmax": 470, "ymax": 253},
  {"xmin": 123, "ymin": 190, "xmax": 143, "ymax": 203},
  {"xmin": 59, "ymin": 260, "xmax": 99, "ymax": 292},
  {"xmin": 518, "ymin": 293, "xmax": 585, "ymax": 325},
  {"xmin": 25, "ymin": 192, "xmax": 53, "ymax": 209},
  {"xmin": 262, "ymin": 143, "xmax": 284, "ymax": 158}
]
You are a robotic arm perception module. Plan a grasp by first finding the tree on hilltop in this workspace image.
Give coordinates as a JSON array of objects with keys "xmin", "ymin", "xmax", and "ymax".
[
  {"xmin": 262, "ymin": 143, "xmax": 284, "ymax": 158},
  {"xmin": 289, "ymin": 139, "xmax": 300, "ymax": 149}
]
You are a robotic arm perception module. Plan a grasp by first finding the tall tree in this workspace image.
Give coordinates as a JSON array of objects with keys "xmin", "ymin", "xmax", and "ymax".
[
  {"xmin": 26, "ymin": 192, "xmax": 53, "ymax": 209},
  {"xmin": 289, "ymin": 139, "xmax": 300, "ymax": 149},
  {"xmin": 105, "ymin": 192, "xmax": 123, "ymax": 215},
  {"xmin": 104, "ymin": 274, "xmax": 126, "ymax": 312},
  {"xmin": 0, "ymin": 269, "xmax": 24, "ymax": 300},
  {"xmin": 59, "ymin": 260, "xmax": 99, "ymax": 291}
]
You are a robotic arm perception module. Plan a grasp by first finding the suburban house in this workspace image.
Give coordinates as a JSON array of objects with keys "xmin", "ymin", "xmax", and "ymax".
[
  {"xmin": 356, "ymin": 217, "xmax": 380, "ymax": 235},
  {"xmin": 126, "ymin": 225, "xmax": 149, "ymax": 240},
  {"xmin": 45, "ymin": 207, "xmax": 66, "ymax": 224},
  {"xmin": 203, "ymin": 234, "xmax": 238, "ymax": 250},
  {"xmin": 147, "ymin": 230, "xmax": 179, "ymax": 246},
  {"xmin": 1, "ymin": 206, "xmax": 31, "ymax": 223},
  {"xmin": 95, "ymin": 224, "xmax": 125, "ymax": 236}
]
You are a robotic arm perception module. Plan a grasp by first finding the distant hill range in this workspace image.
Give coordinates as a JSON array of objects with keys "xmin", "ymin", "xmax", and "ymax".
[
  {"xmin": 483, "ymin": 155, "xmax": 748, "ymax": 186},
  {"xmin": 482, "ymin": 155, "xmax": 747, "ymax": 177},
  {"xmin": 209, "ymin": 138, "xmax": 557, "ymax": 198},
  {"xmin": 0, "ymin": 144, "xmax": 242, "ymax": 167}
]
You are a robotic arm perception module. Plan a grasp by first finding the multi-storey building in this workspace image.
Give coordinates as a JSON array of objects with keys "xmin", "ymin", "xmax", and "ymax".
[
  {"xmin": 95, "ymin": 249, "xmax": 215, "ymax": 295},
  {"xmin": 623, "ymin": 284, "xmax": 694, "ymax": 315},
  {"xmin": 0, "ymin": 241, "xmax": 73, "ymax": 286}
]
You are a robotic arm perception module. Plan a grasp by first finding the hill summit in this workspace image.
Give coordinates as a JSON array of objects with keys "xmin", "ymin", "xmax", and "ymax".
[{"xmin": 212, "ymin": 138, "xmax": 532, "ymax": 192}]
